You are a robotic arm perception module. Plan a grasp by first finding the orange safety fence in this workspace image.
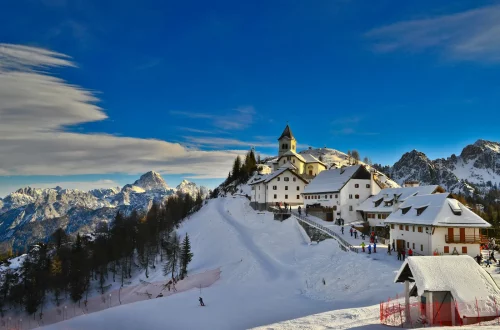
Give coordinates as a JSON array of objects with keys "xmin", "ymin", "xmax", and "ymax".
[{"xmin": 380, "ymin": 295, "xmax": 500, "ymax": 328}]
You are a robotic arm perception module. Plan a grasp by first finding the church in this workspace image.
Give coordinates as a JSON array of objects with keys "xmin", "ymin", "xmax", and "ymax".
[{"xmin": 249, "ymin": 125, "xmax": 327, "ymax": 210}]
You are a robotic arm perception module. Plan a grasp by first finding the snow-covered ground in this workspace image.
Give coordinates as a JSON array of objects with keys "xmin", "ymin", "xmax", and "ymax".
[
  {"xmin": 37, "ymin": 196, "xmax": 499, "ymax": 329},
  {"xmin": 38, "ymin": 196, "xmax": 405, "ymax": 329}
]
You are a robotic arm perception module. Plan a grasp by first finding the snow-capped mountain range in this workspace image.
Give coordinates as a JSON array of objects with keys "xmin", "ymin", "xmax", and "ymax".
[
  {"xmin": 0, "ymin": 171, "xmax": 209, "ymax": 251},
  {"xmin": 385, "ymin": 139, "xmax": 500, "ymax": 195}
]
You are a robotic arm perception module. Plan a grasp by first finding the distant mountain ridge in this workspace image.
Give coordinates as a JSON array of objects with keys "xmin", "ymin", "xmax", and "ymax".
[
  {"xmin": 0, "ymin": 171, "xmax": 209, "ymax": 251},
  {"xmin": 385, "ymin": 139, "xmax": 500, "ymax": 195}
]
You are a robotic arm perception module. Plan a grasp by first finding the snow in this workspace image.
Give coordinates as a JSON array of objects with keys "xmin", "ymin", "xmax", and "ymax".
[
  {"xmin": 395, "ymin": 256, "xmax": 500, "ymax": 318},
  {"xmin": 40, "ymin": 196, "xmax": 404, "ymax": 330},
  {"xmin": 303, "ymin": 165, "xmax": 363, "ymax": 194},
  {"xmin": 357, "ymin": 185, "xmax": 441, "ymax": 213},
  {"xmin": 385, "ymin": 193, "xmax": 491, "ymax": 227}
]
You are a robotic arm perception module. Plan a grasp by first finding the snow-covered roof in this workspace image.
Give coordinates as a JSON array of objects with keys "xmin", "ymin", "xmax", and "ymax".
[
  {"xmin": 301, "ymin": 153, "xmax": 327, "ymax": 166},
  {"xmin": 357, "ymin": 185, "xmax": 442, "ymax": 213},
  {"xmin": 394, "ymin": 256, "xmax": 500, "ymax": 317},
  {"xmin": 280, "ymin": 150, "xmax": 306, "ymax": 162},
  {"xmin": 249, "ymin": 168, "xmax": 307, "ymax": 185},
  {"xmin": 279, "ymin": 162, "xmax": 297, "ymax": 170},
  {"xmin": 303, "ymin": 165, "xmax": 365, "ymax": 194},
  {"xmin": 385, "ymin": 193, "xmax": 491, "ymax": 228}
]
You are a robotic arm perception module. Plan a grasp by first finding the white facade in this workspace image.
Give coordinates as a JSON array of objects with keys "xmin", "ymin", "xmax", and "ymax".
[
  {"xmin": 250, "ymin": 168, "xmax": 307, "ymax": 207},
  {"xmin": 386, "ymin": 194, "xmax": 491, "ymax": 257}
]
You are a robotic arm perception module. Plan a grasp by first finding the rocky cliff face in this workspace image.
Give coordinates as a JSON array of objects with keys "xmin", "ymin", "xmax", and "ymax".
[
  {"xmin": 388, "ymin": 140, "xmax": 500, "ymax": 195},
  {"xmin": 0, "ymin": 172, "xmax": 209, "ymax": 251}
]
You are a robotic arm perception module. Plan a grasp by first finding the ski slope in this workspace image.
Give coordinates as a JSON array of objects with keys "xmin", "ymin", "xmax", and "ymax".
[{"xmin": 42, "ymin": 196, "xmax": 404, "ymax": 330}]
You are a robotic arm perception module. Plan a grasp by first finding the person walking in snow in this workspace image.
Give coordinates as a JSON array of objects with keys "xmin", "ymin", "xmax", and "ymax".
[
  {"xmin": 485, "ymin": 258, "xmax": 491, "ymax": 268},
  {"xmin": 392, "ymin": 241, "xmax": 396, "ymax": 252},
  {"xmin": 354, "ymin": 231, "xmax": 357, "ymax": 239},
  {"xmin": 350, "ymin": 228, "xmax": 353, "ymax": 237},
  {"xmin": 373, "ymin": 242, "xmax": 377, "ymax": 253},
  {"xmin": 475, "ymin": 254, "xmax": 482, "ymax": 264},
  {"xmin": 199, "ymin": 297, "xmax": 205, "ymax": 306},
  {"xmin": 408, "ymin": 248, "xmax": 413, "ymax": 257},
  {"xmin": 361, "ymin": 242, "xmax": 366, "ymax": 252},
  {"xmin": 397, "ymin": 250, "xmax": 401, "ymax": 261},
  {"xmin": 490, "ymin": 250, "xmax": 497, "ymax": 263},
  {"xmin": 402, "ymin": 249, "xmax": 406, "ymax": 261},
  {"xmin": 387, "ymin": 246, "xmax": 391, "ymax": 255},
  {"xmin": 298, "ymin": 206, "xmax": 302, "ymax": 216},
  {"xmin": 368, "ymin": 244, "xmax": 372, "ymax": 254},
  {"xmin": 341, "ymin": 226, "xmax": 344, "ymax": 234}
]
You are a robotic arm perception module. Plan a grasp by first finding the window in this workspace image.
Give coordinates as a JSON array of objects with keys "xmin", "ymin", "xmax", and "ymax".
[
  {"xmin": 273, "ymin": 186, "xmax": 277, "ymax": 190},
  {"xmin": 296, "ymin": 186, "xmax": 300, "ymax": 191},
  {"xmin": 444, "ymin": 246, "xmax": 450, "ymax": 253},
  {"xmin": 407, "ymin": 242, "xmax": 410, "ymax": 248},
  {"xmin": 335, "ymin": 194, "xmax": 338, "ymax": 198},
  {"xmin": 274, "ymin": 194, "xmax": 277, "ymax": 199},
  {"xmin": 416, "ymin": 206, "xmax": 428, "ymax": 216},
  {"xmin": 462, "ymin": 246, "xmax": 467, "ymax": 254},
  {"xmin": 405, "ymin": 225, "xmax": 409, "ymax": 231},
  {"xmin": 355, "ymin": 194, "xmax": 360, "ymax": 199},
  {"xmin": 412, "ymin": 243, "xmax": 415, "ymax": 249},
  {"xmin": 366, "ymin": 184, "xmax": 370, "ymax": 188},
  {"xmin": 296, "ymin": 195, "xmax": 300, "ymax": 199},
  {"xmin": 330, "ymin": 195, "xmax": 332, "ymax": 198},
  {"xmin": 349, "ymin": 194, "xmax": 353, "ymax": 199},
  {"xmin": 333, "ymin": 205, "xmax": 337, "ymax": 211},
  {"xmin": 355, "ymin": 184, "xmax": 359, "ymax": 188},
  {"xmin": 284, "ymin": 177, "xmax": 289, "ymax": 182},
  {"xmin": 399, "ymin": 225, "xmax": 403, "ymax": 230},
  {"xmin": 285, "ymin": 186, "xmax": 288, "ymax": 190},
  {"xmin": 401, "ymin": 207, "xmax": 411, "ymax": 215},
  {"xmin": 378, "ymin": 214, "xmax": 382, "ymax": 219},
  {"xmin": 258, "ymin": 194, "xmax": 260, "ymax": 199},
  {"xmin": 258, "ymin": 186, "xmax": 260, "ymax": 190},
  {"xmin": 391, "ymin": 224, "xmax": 394, "ymax": 229},
  {"xmin": 293, "ymin": 177, "xmax": 296, "ymax": 182},
  {"xmin": 412, "ymin": 226, "xmax": 415, "ymax": 232},
  {"xmin": 349, "ymin": 205, "xmax": 353, "ymax": 211},
  {"xmin": 325, "ymin": 195, "xmax": 327, "ymax": 199},
  {"xmin": 277, "ymin": 177, "xmax": 280, "ymax": 181},
  {"xmin": 420, "ymin": 244, "xmax": 423, "ymax": 252},
  {"xmin": 293, "ymin": 159, "xmax": 295, "ymax": 164},
  {"xmin": 418, "ymin": 226, "xmax": 423, "ymax": 233},
  {"xmin": 285, "ymin": 195, "xmax": 288, "ymax": 199}
]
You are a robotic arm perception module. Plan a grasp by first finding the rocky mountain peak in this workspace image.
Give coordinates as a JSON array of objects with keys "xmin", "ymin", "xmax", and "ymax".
[{"xmin": 132, "ymin": 171, "xmax": 169, "ymax": 191}]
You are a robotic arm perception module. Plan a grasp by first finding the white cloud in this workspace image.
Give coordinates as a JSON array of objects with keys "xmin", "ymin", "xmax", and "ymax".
[
  {"xmin": 365, "ymin": 5, "xmax": 500, "ymax": 63},
  {"xmin": 170, "ymin": 106, "xmax": 256, "ymax": 130},
  {"xmin": 183, "ymin": 137, "xmax": 275, "ymax": 149},
  {"xmin": 0, "ymin": 43, "xmax": 245, "ymax": 180}
]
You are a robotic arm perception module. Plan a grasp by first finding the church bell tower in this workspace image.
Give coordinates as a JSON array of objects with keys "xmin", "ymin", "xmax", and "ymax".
[{"xmin": 278, "ymin": 124, "xmax": 297, "ymax": 156}]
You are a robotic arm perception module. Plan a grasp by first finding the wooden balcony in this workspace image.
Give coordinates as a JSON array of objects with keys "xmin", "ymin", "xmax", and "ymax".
[{"xmin": 445, "ymin": 235, "xmax": 488, "ymax": 244}]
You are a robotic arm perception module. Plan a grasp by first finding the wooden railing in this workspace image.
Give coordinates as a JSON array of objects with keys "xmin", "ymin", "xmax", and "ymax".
[
  {"xmin": 291, "ymin": 211, "xmax": 359, "ymax": 253},
  {"xmin": 445, "ymin": 235, "xmax": 488, "ymax": 244}
]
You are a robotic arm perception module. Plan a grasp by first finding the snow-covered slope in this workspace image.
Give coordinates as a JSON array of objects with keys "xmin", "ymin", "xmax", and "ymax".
[
  {"xmin": 0, "ymin": 172, "xmax": 209, "ymax": 251},
  {"xmin": 176, "ymin": 179, "xmax": 209, "ymax": 199},
  {"xmin": 41, "ymin": 196, "xmax": 403, "ymax": 330},
  {"xmin": 388, "ymin": 139, "xmax": 500, "ymax": 195}
]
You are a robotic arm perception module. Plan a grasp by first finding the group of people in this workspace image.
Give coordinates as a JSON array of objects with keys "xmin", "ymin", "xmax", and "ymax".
[
  {"xmin": 476, "ymin": 249, "xmax": 498, "ymax": 267},
  {"xmin": 360, "ymin": 241, "xmax": 376, "ymax": 254},
  {"xmin": 390, "ymin": 241, "xmax": 412, "ymax": 261}
]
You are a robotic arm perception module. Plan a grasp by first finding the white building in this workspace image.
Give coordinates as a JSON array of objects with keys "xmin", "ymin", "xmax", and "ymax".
[
  {"xmin": 394, "ymin": 256, "xmax": 500, "ymax": 326},
  {"xmin": 302, "ymin": 165, "xmax": 381, "ymax": 223},
  {"xmin": 249, "ymin": 167, "xmax": 308, "ymax": 210},
  {"xmin": 357, "ymin": 185, "xmax": 445, "ymax": 230},
  {"xmin": 385, "ymin": 193, "xmax": 491, "ymax": 257}
]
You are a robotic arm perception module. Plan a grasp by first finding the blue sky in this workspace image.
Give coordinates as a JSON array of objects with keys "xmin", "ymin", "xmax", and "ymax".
[{"xmin": 0, "ymin": 0, "xmax": 499, "ymax": 196}]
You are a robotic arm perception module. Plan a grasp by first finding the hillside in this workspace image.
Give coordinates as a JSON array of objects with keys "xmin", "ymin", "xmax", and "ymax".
[
  {"xmin": 386, "ymin": 140, "xmax": 500, "ymax": 195},
  {"xmin": 0, "ymin": 172, "xmax": 209, "ymax": 251},
  {"xmin": 40, "ymin": 196, "xmax": 403, "ymax": 330}
]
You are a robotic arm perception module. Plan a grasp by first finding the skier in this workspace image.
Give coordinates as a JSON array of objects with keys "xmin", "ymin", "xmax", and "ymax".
[
  {"xmin": 408, "ymin": 248, "xmax": 413, "ymax": 257},
  {"xmin": 367, "ymin": 244, "xmax": 372, "ymax": 254},
  {"xmin": 341, "ymin": 226, "xmax": 344, "ymax": 234},
  {"xmin": 373, "ymin": 242, "xmax": 377, "ymax": 253},
  {"xmin": 199, "ymin": 297, "xmax": 205, "ymax": 306},
  {"xmin": 402, "ymin": 249, "xmax": 406, "ymax": 261},
  {"xmin": 350, "ymin": 228, "xmax": 353, "ymax": 237},
  {"xmin": 354, "ymin": 231, "xmax": 357, "ymax": 239},
  {"xmin": 361, "ymin": 242, "xmax": 366, "ymax": 252},
  {"xmin": 298, "ymin": 206, "xmax": 302, "ymax": 216}
]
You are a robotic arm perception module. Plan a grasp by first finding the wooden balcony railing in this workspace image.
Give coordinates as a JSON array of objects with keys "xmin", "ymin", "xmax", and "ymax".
[{"xmin": 445, "ymin": 235, "xmax": 488, "ymax": 244}]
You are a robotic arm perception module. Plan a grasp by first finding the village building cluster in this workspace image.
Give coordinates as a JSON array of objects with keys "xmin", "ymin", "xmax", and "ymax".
[{"xmin": 250, "ymin": 125, "xmax": 492, "ymax": 259}]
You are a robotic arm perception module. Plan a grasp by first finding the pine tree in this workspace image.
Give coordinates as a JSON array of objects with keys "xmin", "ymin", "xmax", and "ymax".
[
  {"xmin": 179, "ymin": 233, "xmax": 193, "ymax": 279},
  {"xmin": 232, "ymin": 156, "xmax": 242, "ymax": 181},
  {"xmin": 163, "ymin": 232, "xmax": 181, "ymax": 279},
  {"xmin": 352, "ymin": 150, "xmax": 360, "ymax": 165},
  {"xmin": 50, "ymin": 256, "xmax": 63, "ymax": 306},
  {"xmin": 347, "ymin": 150, "xmax": 352, "ymax": 164},
  {"xmin": 69, "ymin": 234, "xmax": 87, "ymax": 305}
]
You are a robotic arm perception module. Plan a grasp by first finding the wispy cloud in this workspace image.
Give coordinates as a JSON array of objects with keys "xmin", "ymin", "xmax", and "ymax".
[
  {"xmin": 177, "ymin": 127, "xmax": 228, "ymax": 135},
  {"xmin": 331, "ymin": 128, "xmax": 379, "ymax": 136},
  {"xmin": 0, "ymin": 43, "xmax": 245, "ymax": 180},
  {"xmin": 170, "ymin": 105, "xmax": 255, "ymax": 130},
  {"xmin": 365, "ymin": 5, "xmax": 500, "ymax": 63},
  {"xmin": 183, "ymin": 136, "xmax": 275, "ymax": 149}
]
